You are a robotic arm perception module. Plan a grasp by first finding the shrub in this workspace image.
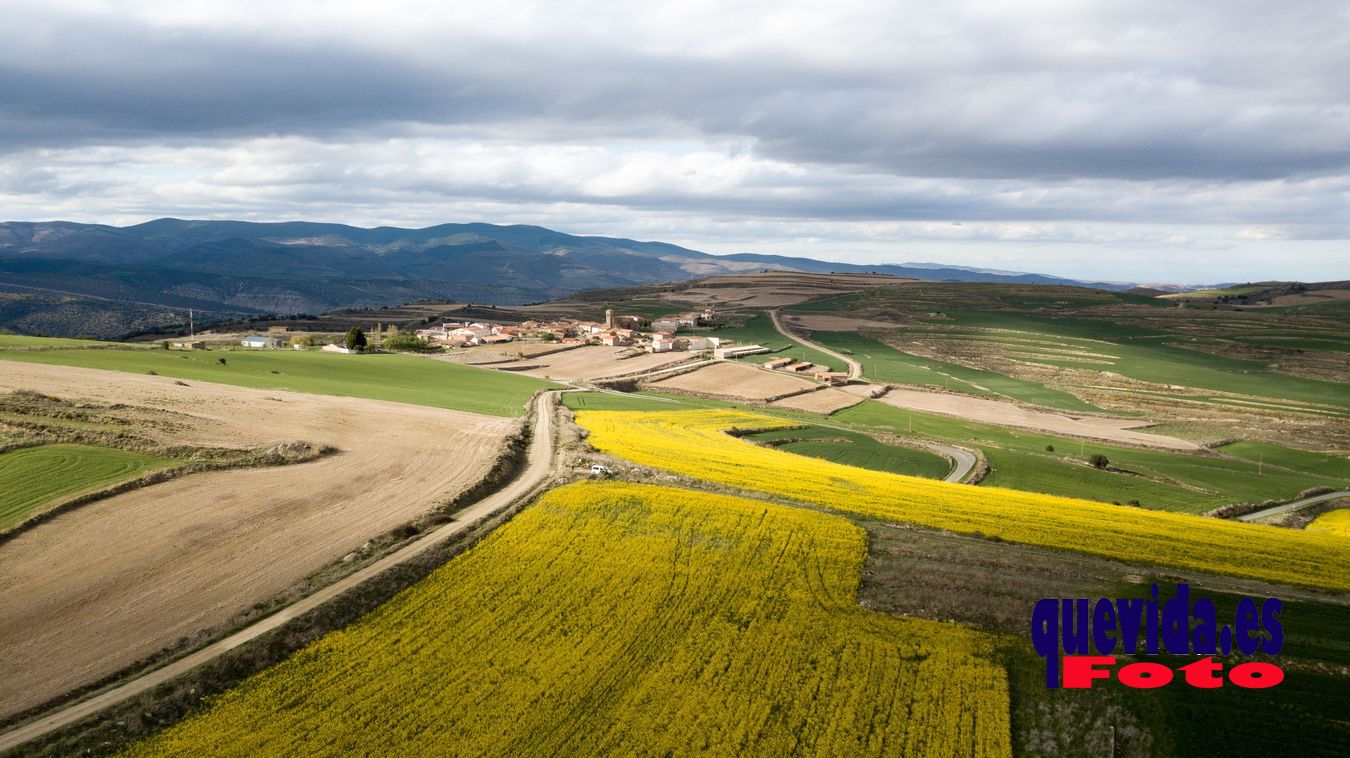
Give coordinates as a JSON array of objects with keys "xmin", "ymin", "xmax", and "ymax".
[
  {"xmin": 1088, "ymin": 453, "xmax": 1109, "ymax": 469},
  {"xmin": 345, "ymin": 327, "xmax": 368, "ymax": 351}
]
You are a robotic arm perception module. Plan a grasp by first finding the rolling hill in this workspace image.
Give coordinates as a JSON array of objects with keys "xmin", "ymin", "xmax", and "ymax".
[{"xmin": 3, "ymin": 218, "xmax": 1136, "ymax": 338}]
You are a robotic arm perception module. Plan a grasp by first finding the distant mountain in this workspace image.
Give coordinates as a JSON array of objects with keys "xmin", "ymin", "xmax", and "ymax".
[{"xmin": 0, "ymin": 218, "xmax": 1137, "ymax": 337}]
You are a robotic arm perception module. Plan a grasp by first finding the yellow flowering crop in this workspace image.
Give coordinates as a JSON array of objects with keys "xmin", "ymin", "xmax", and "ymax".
[
  {"xmin": 575, "ymin": 409, "xmax": 1350, "ymax": 592},
  {"xmin": 1306, "ymin": 508, "xmax": 1350, "ymax": 537},
  {"xmin": 125, "ymin": 482, "xmax": 1010, "ymax": 757}
]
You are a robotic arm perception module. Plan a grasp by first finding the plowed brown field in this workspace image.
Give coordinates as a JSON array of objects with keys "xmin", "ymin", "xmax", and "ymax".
[{"xmin": 0, "ymin": 363, "xmax": 513, "ymax": 718}]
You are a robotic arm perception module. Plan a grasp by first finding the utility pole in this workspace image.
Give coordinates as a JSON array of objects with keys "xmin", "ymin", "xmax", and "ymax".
[
  {"xmin": 1258, "ymin": 452, "xmax": 1264, "ymax": 476},
  {"xmin": 189, "ymin": 308, "xmax": 194, "ymax": 338}
]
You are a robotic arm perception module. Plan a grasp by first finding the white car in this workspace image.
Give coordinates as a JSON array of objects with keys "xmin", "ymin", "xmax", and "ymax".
[{"xmin": 590, "ymin": 464, "xmax": 611, "ymax": 476}]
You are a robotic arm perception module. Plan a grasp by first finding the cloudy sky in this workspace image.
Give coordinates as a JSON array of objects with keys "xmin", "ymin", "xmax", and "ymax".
[{"xmin": 3, "ymin": 0, "xmax": 1347, "ymax": 283}]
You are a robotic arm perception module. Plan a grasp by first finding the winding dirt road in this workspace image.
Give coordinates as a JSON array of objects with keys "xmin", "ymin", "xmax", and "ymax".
[
  {"xmin": 768, "ymin": 309, "xmax": 861, "ymax": 379},
  {"xmin": 0, "ymin": 392, "xmax": 559, "ymax": 754}
]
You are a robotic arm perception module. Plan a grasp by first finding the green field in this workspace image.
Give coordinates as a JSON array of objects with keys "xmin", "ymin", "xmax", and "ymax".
[
  {"xmin": 0, "ymin": 345, "xmax": 557, "ymax": 417},
  {"xmin": 0, "ymin": 444, "xmax": 174, "ymax": 530},
  {"xmin": 0, "ymin": 334, "xmax": 106, "ymax": 349},
  {"xmin": 563, "ymin": 390, "xmax": 735, "ymax": 412},
  {"xmin": 832, "ymin": 401, "xmax": 1347, "ymax": 512},
  {"xmin": 709, "ymin": 313, "xmax": 844, "ymax": 372},
  {"xmin": 808, "ymin": 331, "xmax": 1103, "ymax": 413},
  {"xmin": 742, "ymin": 425, "xmax": 951, "ymax": 479}
]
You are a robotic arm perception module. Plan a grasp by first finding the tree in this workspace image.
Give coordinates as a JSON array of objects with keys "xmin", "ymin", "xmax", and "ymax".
[
  {"xmin": 1089, "ymin": 453, "xmax": 1109, "ymax": 469},
  {"xmin": 540, "ymin": 331, "xmax": 556, "ymax": 342},
  {"xmin": 384, "ymin": 334, "xmax": 431, "ymax": 352},
  {"xmin": 345, "ymin": 327, "xmax": 368, "ymax": 351}
]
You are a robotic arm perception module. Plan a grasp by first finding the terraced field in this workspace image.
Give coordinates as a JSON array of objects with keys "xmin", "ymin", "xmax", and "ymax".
[
  {"xmin": 0, "ymin": 444, "xmax": 173, "ymax": 531},
  {"xmin": 575, "ymin": 409, "xmax": 1350, "ymax": 590},
  {"xmin": 125, "ymin": 482, "xmax": 1010, "ymax": 757}
]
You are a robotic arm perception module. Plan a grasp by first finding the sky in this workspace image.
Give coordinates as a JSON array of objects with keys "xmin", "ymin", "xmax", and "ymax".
[{"xmin": 2, "ymin": 0, "xmax": 1347, "ymax": 284}]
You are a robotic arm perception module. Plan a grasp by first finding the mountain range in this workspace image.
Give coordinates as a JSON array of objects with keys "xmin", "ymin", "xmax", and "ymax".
[{"xmin": 1, "ymin": 218, "xmax": 1134, "ymax": 338}]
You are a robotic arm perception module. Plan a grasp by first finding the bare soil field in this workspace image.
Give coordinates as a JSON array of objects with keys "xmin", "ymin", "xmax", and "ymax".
[
  {"xmin": 647, "ymin": 360, "xmax": 816, "ymax": 400},
  {"xmin": 0, "ymin": 363, "xmax": 513, "ymax": 718},
  {"xmin": 488, "ymin": 345, "xmax": 693, "ymax": 381},
  {"xmin": 873, "ymin": 387, "xmax": 1200, "ymax": 450},
  {"xmin": 432, "ymin": 342, "xmax": 577, "ymax": 365},
  {"xmin": 768, "ymin": 387, "xmax": 865, "ymax": 414}
]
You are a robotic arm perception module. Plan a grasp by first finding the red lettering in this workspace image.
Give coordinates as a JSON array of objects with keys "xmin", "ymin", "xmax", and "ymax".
[
  {"xmin": 1179, "ymin": 656, "xmax": 1224, "ymax": 688},
  {"xmin": 1118, "ymin": 661, "xmax": 1174, "ymax": 688},
  {"xmin": 1062, "ymin": 656, "xmax": 1116, "ymax": 688},
  {"xmin": 1228, "ymin": 662, "xmax": 1284, "ymax": 689}
]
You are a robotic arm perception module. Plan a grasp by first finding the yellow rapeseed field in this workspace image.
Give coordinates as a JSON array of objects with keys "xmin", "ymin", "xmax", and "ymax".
[
  {"xmin": 1306, "ymin": 508, "xmax": 1350, "ymax": 537},
  {"xmin": 125, "ymin": 482, "xmax": 1010, "ymax": 757},
  {"xmin": 575, "ymin": 409, "xmax": 1350, "ymax": 592}
]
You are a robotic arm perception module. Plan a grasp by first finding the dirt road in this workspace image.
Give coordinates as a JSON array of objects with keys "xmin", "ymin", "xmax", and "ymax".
[
  {"xmin": 0, "ymin": 392, "xmax": 558, "ymax": 754},
  {"xmin": 768, "ymin": 309, "xmax": 862, "ymax": 380},
  {"xmin": 0, "ymin": 364, "xmax": 513, "ymax": 719}
]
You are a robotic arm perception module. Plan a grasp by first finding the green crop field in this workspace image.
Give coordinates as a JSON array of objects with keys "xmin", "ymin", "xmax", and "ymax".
[
  {"xmin": 808, "ymin": 331, "xmax": 1104, "ymax": 413},
  {"xmin": 742, "ymin": 425, "xmax": 950, "ymax": 479},
  {"xmin": 0, "ymin": 343, "xmax": 557, "ymax": 417},
  {"xmin": 832, "ymin": 401, "xmax": 1346, "ymax": 511},
  {"xmin": 709, "ymin": 313, "xmax": 844, "ymax": 372},
  {"xmin": 0, "ymin": 334, "xmax": 106, "ymax": 349},
  {"xmin": 563, "ymin": 390, "xmax": 735, "ymax": 412},
  {"xmin": 0, "ymin": 444, "xmax": 174, "ymax": 530}
]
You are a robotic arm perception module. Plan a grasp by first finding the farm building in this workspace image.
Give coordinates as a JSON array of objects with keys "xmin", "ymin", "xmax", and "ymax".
[
  {"xmin": 170, "ymin": 340, "xmax": 206, "ymax": 350},
  {"xmin": 241, "ymin": 335, "xmax": 281, "ymax": 349},
  {"xmin": 813, "ymin": 371, "xmax": 850, "ymax": 385},
  {"xmin": 714, "ymin": 344, "xmax": 770, "ymax": 359},
  {"xmin": 763, "ymin": 357, "xmax": 793, "ymax": 369},
  {"xmin": 785, "ymin": 361, "xmax": 814, "ymax": 373}
]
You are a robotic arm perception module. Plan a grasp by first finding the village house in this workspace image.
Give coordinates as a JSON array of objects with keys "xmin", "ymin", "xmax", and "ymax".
[
  {"xmin": 650, "ymin": 319, "xmax": 680, "ymax": 333},
  {"xmin": 648, "ymin": 333, "xmax": 676, "ymax": 353}
]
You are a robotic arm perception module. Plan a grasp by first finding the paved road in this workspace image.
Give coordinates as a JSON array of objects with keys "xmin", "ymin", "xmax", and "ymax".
[
  {"xmin": 1236, "ymin": 490, "xmax": 1350, "ymax": 523},
  {"xmin": 926, "ymin": 442, "xmax": 979, "ymax": 483},
  {"xmin": 767, "ymin": 309, "xmax": 862, "ymax": 380},
  {"xmin": 0, "ymin": 392, "xmax": 559, "ymax": 754}
]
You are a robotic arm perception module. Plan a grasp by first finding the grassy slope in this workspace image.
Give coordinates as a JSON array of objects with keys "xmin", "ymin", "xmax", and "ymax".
[
  {"xmin": 0, "ymin": 444, "xmax": 173, "ymax": 530},
  {"xmin": 742, "ymin": 425, "xmax": 950, "ymax": 479},
  {"xmin": 809, "ymin": 331, "xmax": 1103, "ymax": 412},
  {"xmin": 0, "ymin": 346, "xmax": 556, "ymax": 417},
  {"xmin": 0, "ymin": 334, "xmax": 106, "ymax": 349}
]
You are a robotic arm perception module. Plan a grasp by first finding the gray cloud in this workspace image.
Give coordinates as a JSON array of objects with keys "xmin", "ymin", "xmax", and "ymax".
[{"xmin": 1, "ymin": 0, "xmax": 1347, "ymax": 281}]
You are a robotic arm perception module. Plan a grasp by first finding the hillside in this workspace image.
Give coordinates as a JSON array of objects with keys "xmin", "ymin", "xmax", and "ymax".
[{"xmin": 1, "ymin": 219, "xmax": 1135, "ymax": 338}]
